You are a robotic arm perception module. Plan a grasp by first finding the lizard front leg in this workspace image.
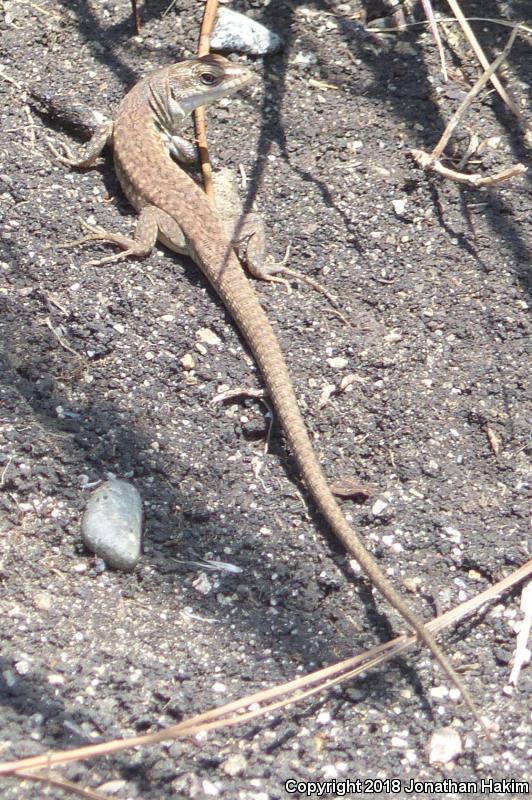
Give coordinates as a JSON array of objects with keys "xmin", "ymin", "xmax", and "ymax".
[
  {"xmin": 166, "ymin": 133, "xmax": 197, "ymax": 164},
  {"xmin": 50, "ymin": 119, "xmax": 195, "ymax": 262},
  {"xmin": 48, "ymin": 118, "xmax": 159, "ymax": 263},
  {"xmin": 48, "ymin": 121, "xmax": 114, "ymax": 168}
]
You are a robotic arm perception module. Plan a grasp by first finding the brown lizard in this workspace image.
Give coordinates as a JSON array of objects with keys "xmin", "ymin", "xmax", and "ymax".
[{"xmin": 52, "ymin": 54, "xmax": 485, "ymax": 731}]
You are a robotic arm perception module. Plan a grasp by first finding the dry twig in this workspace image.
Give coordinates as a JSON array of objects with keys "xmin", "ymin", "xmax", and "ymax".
[
  {"xmin": 420, "ymin": 0, "xmax": 448, "ymax": 80},
  {"xmin": 130, "ymin": 0, "xmax": 141, "ymax": 35},
  {"xmin": 411, "ymin": 25, "xmax": 527, "ymax": 186}
]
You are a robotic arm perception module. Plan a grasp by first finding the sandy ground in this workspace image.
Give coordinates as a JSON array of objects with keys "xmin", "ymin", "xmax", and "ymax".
[{"xmin": 0, "ymin": 0, "xmax": 530, "ymax": 797}]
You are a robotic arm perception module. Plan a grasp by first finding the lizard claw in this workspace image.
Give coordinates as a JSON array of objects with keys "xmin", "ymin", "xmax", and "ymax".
[
  {"xmin": 75, "ymin": 219, "xmax": 144, "ymax": 265},
  {"xmin": 46, "ymin": 124, "xmax": 110, "ymax": 169},
  {"xmin": 77, "ymin": 218, "xmax": 111, "ymax": 239},
  {"xmin": 56, "ymin": 218, "xmax": 108, "ymax": 249},
  {"xmin": 86, "ymin": 250, "xmax": 136, "ymax": 267},
  {"xmin": 255, "ymin": 264, "xmax": 292, "ymax": 292},
  {"xmin": 46, "ymin": 137, "xmax": 80, "ymax": 167}
]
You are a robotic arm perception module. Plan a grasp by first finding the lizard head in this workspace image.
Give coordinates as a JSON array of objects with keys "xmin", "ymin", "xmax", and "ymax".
[{"xmin": 150, "ymin": 55, "xmax": 254, "ymax": 134}]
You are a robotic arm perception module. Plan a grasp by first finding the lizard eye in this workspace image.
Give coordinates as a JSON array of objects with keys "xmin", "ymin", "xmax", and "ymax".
[{"xmin": 200, "ymin": 72, "xmax": 217, "ymax": 86}]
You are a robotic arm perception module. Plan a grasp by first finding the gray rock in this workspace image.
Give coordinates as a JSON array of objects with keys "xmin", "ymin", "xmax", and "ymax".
[
  {"xmin": 81, "ymin": 480, "xmax": 142, "ymax": 571},
  {"xmin": 211, "ymin": 8, "xmax": 282, "ymax": 56}
]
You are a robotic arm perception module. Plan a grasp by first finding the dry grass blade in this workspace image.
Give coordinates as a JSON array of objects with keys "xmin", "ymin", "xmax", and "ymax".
[
  {"xmin": 1, "ymin": 559, "xmax": 530, "ymax": 778},
  {"xmin": 420, "ymin": 0, "xmax": 448, "ymax": 80},
  {"xmin": 365, "ymin": 17, "xmax": 531, "ymax": 35},
  {"xmin": 430, "ymin": 25, "xmax": 519, "ymax": 159},
  {"xmin": 509, "ymin": 580, "xmax": 532, "ymax": 685},
  {"xmin": 445, "ymin": 0, "xmax": 527, "ymax": 130},
  {"xmin": 12, "ymin": 770, "xmax": 111, "ymax": 799}
]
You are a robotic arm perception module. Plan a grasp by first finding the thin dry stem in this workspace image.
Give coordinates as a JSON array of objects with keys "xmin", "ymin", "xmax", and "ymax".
[
  {"xmin": 130, "ymin": 0, "xmax": 141, "ymax": 35},
  {"xmin": 411, "ymin": 26, "xmax": 527, "ymax": 185},
  {"xmin": 411, "ymin": 150, "xmax": 526, "ymax": 185},
  {"xmin": 445, "ymin": 0, "xmax": 527, "ymax": 130},
  {"xmin": 432, "ymin": 25, "xmax": 519, "ymax": 159},
  {"xmin": 420, "ymin": 0, "xmax": 448, "ymax": 80},
  {"xmin": 194, "ymin": 0, "xmax": 220, "ymax": 202},
  {"xmin": 1, "ymin": 559, "xmax": 529, "ymax": 778},
  {"xmin": 509, "ymin": 580, "xmax": 532, "ymax": 685},
  {"xmin": 12, "ymin": 770, "xmax": 110, "ymax": 800}
]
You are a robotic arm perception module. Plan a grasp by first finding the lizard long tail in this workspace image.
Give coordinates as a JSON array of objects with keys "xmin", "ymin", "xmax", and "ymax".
[
  {"xmin": 143, "ymin": 146, "xmax": 485, "ymax": 732},
  {"xmin": 208, "ymin": 245, "xmax": 486, "ymax": 732}
]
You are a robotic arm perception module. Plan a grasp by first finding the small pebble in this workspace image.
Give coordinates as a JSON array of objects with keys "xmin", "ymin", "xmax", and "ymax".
[
  {"xmin": 392, "ymin": 198, "xmax": 407, "ymax": 215},
  {"xmin": 391, "ymin": 736, "xmax": 408, "ymax": 748},
  {"xmin": 430, "ymin": 685, "xmax": 449, "ymax": 699},
  {"xmin": 96, "ymin": 780, "xmax": 128, "ymax": 795},
  {"xmin": 327, "ymin": 356, "xmax": 348, "ymax": 369},
  {"xmin": 223, "ymin": 754, "xmax": 247, "ymax": 776},
  {"xmin": 181, "ymin": 353, "xmax": 195, "ymax": 371},
  {"xmin": 428, "ymin": 726, "xmax": 462, "ymax": 764},
  {"xmin": 403, "ymin": 577, "xmax": 421, "ymax": 593},
  {"xmin": 202, "ymin": 780, "xmax": 220, "ymax": 797},
  {"xmin": 371, "ymin": 498, "xmax": 388, "ymax": 516},
  {"xmin": 212, "ymin": 8, "xmax": 282, "ymax": 55},
  {"xmin": 81, "ymin": 480, "xmax": 142, "ymax": 572},
  {"xmin": 196, "ymin": 327, "xmax": 221, "ymax": 346},
  {"xmin": 33, "ymin": 591, "xmax": 52, "ymax": 611},
  {"xmin": 3, "ymin": 670, "xmax": 17, "ymax": 689},
  {"xmin": 193, "ymin": 572, "xmax": 212, "ymax": 595},
  {"xmin": 291, "ymin": 50, "xmax": 319, "ymax": 67}
]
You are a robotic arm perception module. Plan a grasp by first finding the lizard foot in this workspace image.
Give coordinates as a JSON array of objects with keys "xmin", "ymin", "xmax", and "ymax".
[
  {"xmin": 280, "ymin": 267, "xmax": 351, "ymax": 326},
  {"xmin": 58, "ymin": 219, "xmax": 143, "ymax": 266},
  {"xmin": 244, "ymin": 243, "xmax": 292, "ymax": 292},
  {"xmin": 278, "ymin": 266, "xmax": 342, "ymax": 312},
  {"xmin": 252, "ymin": 262, "xmax": 292, "ymax": 292},
  {"xmin": 46, "ymin": 121, "xmax": 113, "ymax": 169},
  {"xmin": 57, "ymin": 218, "xmax": 112, "ymax": 248},
  {"xmin": 46, "ymin": 137, "xmax": 81, "ymax": 167},
  {"xmin": 263, "ymin": 245, "xmax": 351, "ymax": 326}
]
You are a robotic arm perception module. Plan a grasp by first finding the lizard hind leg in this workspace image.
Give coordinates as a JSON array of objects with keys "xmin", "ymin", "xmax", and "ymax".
[
  {"xmin": 233, "ymin": 213, "xmax": 291, "ymax": 289},
  {"xmin": 63, "ymin": 206, "xmax": 161, "ymax": 266},
  {"xmin": 208, "ymin": 168, "xmax": 290, "ymax": 289},
  {"xmin": 211, "ymin": 169, "xmax": 344, "ymax": 315}
]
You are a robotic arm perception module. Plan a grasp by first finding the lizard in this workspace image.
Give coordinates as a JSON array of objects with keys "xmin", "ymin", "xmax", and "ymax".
[{"xmin": 51, "ymin": 54, "xmax": 486, "ymax": 732}]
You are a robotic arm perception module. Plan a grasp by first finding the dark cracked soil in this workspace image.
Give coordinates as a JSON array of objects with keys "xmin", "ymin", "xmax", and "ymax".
[{"xmin": 0, "ymin": 0, "xmax": 531, "ymax": 798}]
